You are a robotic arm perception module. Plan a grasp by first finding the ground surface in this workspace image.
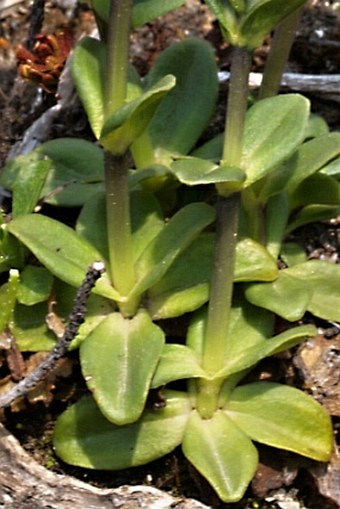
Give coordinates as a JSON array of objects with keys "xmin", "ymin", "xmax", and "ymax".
[{"xmin": 0, "ymin": 1, "xmax": 339, "ymax": 508}]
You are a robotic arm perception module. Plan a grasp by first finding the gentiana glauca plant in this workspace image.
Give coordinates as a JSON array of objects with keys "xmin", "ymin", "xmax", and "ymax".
[{"xmin": 0, "ymin": 0, "xmax": 339, "ymax": 502}]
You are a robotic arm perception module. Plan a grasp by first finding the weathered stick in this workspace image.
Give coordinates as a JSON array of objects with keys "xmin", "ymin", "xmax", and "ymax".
[{"xmin": 0, "ymin": 261, "xmax": 105, "ymax": 409}]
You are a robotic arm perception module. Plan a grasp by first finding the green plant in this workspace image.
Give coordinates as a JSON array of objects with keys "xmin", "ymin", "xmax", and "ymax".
[{"xmin": 0, "ymin": 0, "xmax": 338, "ymax": 503}]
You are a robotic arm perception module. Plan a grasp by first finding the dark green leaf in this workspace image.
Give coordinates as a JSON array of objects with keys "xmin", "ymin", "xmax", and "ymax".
[
  {"xmin": 0, "ymin": 270, "xmax": 19, "ymax": 334},
  {"xmin": 17, "ymin": 265, "xmax": 53, "ymax": 306},
  {"xmin": 144, "ymin": 39, "xmax": 218, "ymax": 158},
  {"xmin": 12, "ymin": 157, "xmax": 51, "ymax": 217}
]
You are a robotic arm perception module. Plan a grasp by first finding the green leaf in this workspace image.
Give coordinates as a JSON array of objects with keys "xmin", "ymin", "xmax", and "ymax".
[
  {"xmin": 170, "ymin": 157, "xmax": 246, "ymax": 190},
  {"xmin": 11, "ymin": 302, "xmax": 56, "ymax": 351},
  {"xmin": 132, "ymin": 0, "xmax": 186, "ymax": 27},
  {"xmin": 17, "ymin": 265, "xmax": 53, "ymax": 306},
  {"xmin": 54, "ymin": 391, "xmax": 191, "ymax": 469},
  {"xmin": 76, "ymin": 190, "xmax": 163, "ymax": 264},
  {"xmin": 285, "ymin": 261, "xmax": 340, "ymax": 321},
  {"xmin": 90, "ymin": 0, "xmax": 186, "ymax": 28},
  {"xmin": 80, "ymin": 310, "xmax": 164, "ymax": 425},
  {"xmin": 151, "ymin": 344, "xmax": 206, "ymax": 388},
  {"xmin": 260, "ymin": 132, "xmax": 340, "ymax": 201},
  {"xmin": 100, "ymin": 75, "xmax": 176, "ymax": 154},
  {"xmin": 145, "ymin": 39, "xmax": 218, "ymax": 158},
  {"xmin": 226, "ymin": 382, "xmax": 333, "ymax": 461},
  {"xmin": 280, "ymin": 242, "xmax": 307, "ymax": 267},
  {"xmin": 191, "ymin": 132, "xmax": 223, "ymax": 162},
  {"xmin": 305, "ymin": 113, "xmax": 329, "ymax": 139},
  {"xmin": 147, "ymin": 233, "xmax": 214, "ymax": 319},
  {"xmin": 36, "ymin": 138, "xmax": 105, "ymax": 206},
  {"xmin": 242, "ymin": 94, "xmax": 310, "ymax": 187},
  {"xmin": 12, "ymin": 156, "xmax": 51, "ymax": 218},
  {"xmin": 217, "ymin": 324, "xmax": 316, "ymax": 379},
  {"xmin": 240, "ymin": 1, "xmax": 310, "ymax": 49},
  {"xmin": 321, "ymin": 156, "xmax": 340, "ymax": 181},
  {"xmin": 264, "ymin": 192, "xmax": 290, "ymax": 259},
  {"xmin": 245, "ymin": 270, "xmax": 312, "ymax": 321},
  {"xmin": 187, "ymin": 296, "xmax": 274, "ymax": 362},
  {"xmin": 72, "ymin": 37, "xmax": 106, "ymax": 139},
  {"xmin": 7, "ymin": 215, "xmax": 102, "ymax": 291},
  {"xmin": 132, "ymin": 203, "xmax": 216, "ymax": 298},
  {"xmin": 247, "ymin": 261, "xmax": 340, "ymax": 322},
  {"xmin": 289, "ymin": 172, "xmax": 340, "ymax": 211},
  {"xmin": 182, "ymin": 410, "xmax": 258, "ymax": 503},
  {"xmin": 204, "ymin": 1, "xmax": 239, "ymax": 46},
  {"xmin": 0, "ymin": 270, "xmax": 19, "ymax": 334},
  {"xmin": 234, "ymin": 238, "xmax": 278, "ymax": 281},
  {"xmin": 287, "ymin": 204, "xmax": 340, "ymax": 233}
]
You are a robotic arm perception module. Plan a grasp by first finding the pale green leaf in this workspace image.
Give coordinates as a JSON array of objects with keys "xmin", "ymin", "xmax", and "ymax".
[
  {"xmin": 226, "ymin": 382, "xmax": 333, "ymax": 461},
  {"xmin": 54, "ymin": 390, "xmax": 191, "ymax": 469}
]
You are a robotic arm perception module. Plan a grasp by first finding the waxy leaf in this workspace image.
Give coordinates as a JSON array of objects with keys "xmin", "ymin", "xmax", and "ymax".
[
  {"xmin": 287, "ymin": 204, "xmax": 340, "ymax": 233},
  {"xmin": 100, "ymin": 75, "xmax": 176, "ymax": 154},
  {"xmin": 240, "ymin": 1, "xmax": 309, "ymax": 49},
  {"xmin": 89, "ymin": 0, "xmax": 186, "ymax": 29},
  {"xmin": 54, "ymin": 391, "xmax": 191, "ymax": 469},
  {"xmin": 226, "ymin": 382, "xmax": 333, "ymax": 461},
  {"xmin": 182, "ymin": 410, "xmax": 258, "ymax": 502},
  {"xmin": 12, "ymin": 302, "xmax": 56, "ymax": 351},
  {"xmin": 245, "ymin": 270, "xmax": 312, "ymax": 321},
  {"xmin": 285, "ymin": 261, "xmax": 340, "ymax": 321},
  {"xmin": 260, "ymin": 132, "xmax": 340, "ymax": 201},
  {"xmin": 242, "ymin": 94, "xmax": 309, "ymax": 187},
  {"xmin": 0, "ymin": 138, "xmax": 105, "ymax": 207},
  {"xmin": 76, "ymin": 190, "xmax": 163, "ymax": 264},
  {"xmin": 7, "ymin": 215, "xmax": 102, "ymax": 291},
  {"xmin": 80, "ymin": 310, "xmax": 165, "ymax": 425},
  {"xmin": 147, "ymin": 234, "xmax": 214, "ymax": 319},
  {"xmin": 17, "ymin": 265, "xmax": 53, "ymax": 306},
  {"xmin": 132, "ymin": 0, "xmax": 186, "ymax": 28},
  {"xmin": 216, "ymin": 324, "xmax": 316, "ymax": 379},
  {"xmin": 151, "ymin": 344, "xmax": 205, "ymax": 388},
  {"xmin": 36, "ymin": 138, "xmax": 105, "ymax": 206},
  {"xmin": 72, "ymin": 37, "xmax": 105, "ymax": 139},
  {"xmin": 246, "ymin": 261, "xmax": 340, "ymax": 321},
  {"xmin": 132, "ymin": 203, "xmax": 216, "ymax": 298},
  {"xmin": 144, "ymin": 39, "xmax": 218, "ymax": 158},
  {"xmin": 170, "ymin": 157, "xmax": 246, "ymax": 190},
  {"xmin": 0, "ymin": 270, "xmax": 19, "ymax": 334},
  {"xmin": 12, "ymin": 156, "xmax": 51, "ymax": 217}
]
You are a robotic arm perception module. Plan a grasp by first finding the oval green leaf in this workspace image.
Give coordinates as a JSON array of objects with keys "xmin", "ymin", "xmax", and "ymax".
[
  {"xmin": 54, "ymin": 390, "xmax": 191, "ymax": 469},
  {"xmin": 80, "ymin": 310, "xmax": 165, "ymax": 425},
  {"xmin": 182, "ymin": 410, "xmax": 258, "ymax": 502},
  {"xmin": 226, "ymin": 382, "xmax": 333, "ymax": 461}
]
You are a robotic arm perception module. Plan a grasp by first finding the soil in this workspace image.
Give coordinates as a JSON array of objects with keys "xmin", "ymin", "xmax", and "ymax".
[{"xmin": 0, "ymin": 1, "xmax": 339, "ymax": 508}]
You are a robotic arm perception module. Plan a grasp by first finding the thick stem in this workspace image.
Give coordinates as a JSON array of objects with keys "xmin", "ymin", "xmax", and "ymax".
[
  {"xmin": 258, "ymin": 8, "xmax": 302, "ymax": 100},
  {"xmin": 222, "ymin": 47, "xmax": 252, "ymax": 167},
  {"xmin": 197, "ymin": 195, "xmax": 240, "ymax": 418},
  {"xmin": 197, "ymin": 46, "xmax": 250, "ymax": 419},
  {"xmin": 105, "ymin": 151, "xmax": 137, "ymax": 315},
  {"xmin": 202, "ymin": 195, "xmax": 240, "ymax": 375},
  {"xmin": 105, "ymin": 0, "xmax": 132, "ymax": 117}
]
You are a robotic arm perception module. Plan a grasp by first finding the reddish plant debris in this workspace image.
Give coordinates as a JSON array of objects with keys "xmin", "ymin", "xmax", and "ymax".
[{"xmin": 16, "ymin": 25, "xmax": 73, "ymax": 94}]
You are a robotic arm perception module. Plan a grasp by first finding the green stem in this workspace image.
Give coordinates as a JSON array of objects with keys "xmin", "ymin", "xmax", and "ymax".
[
  {"xmin": 105, "ymin": 151, "xmax": 138, "ymax": 316},
  {"xmin": 222, "ymin": 47, "xmax": 252, "ymax": 167},
  {"xmin": 197, "ymin": 194, "xmax": 240, "ymax": 418},
  {"xmin": 105, "ymin": 0, "xmax": 132, "ymax": 117},
  {"xmin": 258, "ymin": 8, "xmax": 302, "ymax": 100},
  {"xmin": 197, "ymin": 46, "xmax": 250, "ymax": 419}
]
